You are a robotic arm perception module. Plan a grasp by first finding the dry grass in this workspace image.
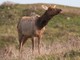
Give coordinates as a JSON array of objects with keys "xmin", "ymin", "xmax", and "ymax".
[{"xmin": 0, "ymin": 33, "xmax": 80, "ymax": 60}]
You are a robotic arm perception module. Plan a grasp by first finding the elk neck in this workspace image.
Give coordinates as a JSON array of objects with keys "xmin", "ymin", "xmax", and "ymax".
[{"xmin": 36, "ymin": 11, "xmax": 53, "ymax": 30}]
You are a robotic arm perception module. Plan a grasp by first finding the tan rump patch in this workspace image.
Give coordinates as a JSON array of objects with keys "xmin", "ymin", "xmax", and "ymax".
[{"xmin": 22, "ymin": 16, "xmax": 31, "ymax": 20}]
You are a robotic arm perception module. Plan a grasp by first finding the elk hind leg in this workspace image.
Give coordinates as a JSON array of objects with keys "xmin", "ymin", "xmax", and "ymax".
[
  {"xmin": 38, "ymin": 37, "xmax": 41, "ymax": 54},
  {"xmin": 31, "ymin": 37, "xmax": 35, "ymax": 53},
  {"xmin": 19, "ymin": 35, "xmax": 27, "ymax": 52}
]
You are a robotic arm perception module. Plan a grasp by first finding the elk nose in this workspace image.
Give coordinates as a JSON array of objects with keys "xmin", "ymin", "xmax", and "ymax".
[
  {"xmin": 58, "ymin": 9, "xmax": 62, "ymax": 13},
  {"xmin": 59, "ymin": 9, "xmax": 62, "ymax": 11}
]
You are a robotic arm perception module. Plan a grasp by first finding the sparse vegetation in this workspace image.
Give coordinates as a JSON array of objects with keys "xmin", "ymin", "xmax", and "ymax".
[{"xmin": 0, "ymin": 2, "xmax": 80, "ymax": 60}]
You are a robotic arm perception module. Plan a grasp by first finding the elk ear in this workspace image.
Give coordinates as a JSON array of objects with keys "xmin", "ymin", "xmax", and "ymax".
[
  {"xmin": 42, "ymin": 5, "xmax": 48, "ymax": 10},
  {"xmin": 53, "ymin": 5, "xmax": 56, "ymax": 8}
]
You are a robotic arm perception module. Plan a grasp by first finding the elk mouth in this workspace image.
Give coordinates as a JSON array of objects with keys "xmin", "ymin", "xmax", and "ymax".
[
  {"xmin": 57, "ymin": 9, "xmax": 62, "ymax": 13},
  {"xmin": 55, "ymin": 9, "xmax": 62, "ymax": 15}
]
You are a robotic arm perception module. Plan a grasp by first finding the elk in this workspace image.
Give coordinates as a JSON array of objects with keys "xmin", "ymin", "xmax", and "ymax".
[{"xmin": 17, "ymin": 5, "xmax": 62, "ymax": 54}]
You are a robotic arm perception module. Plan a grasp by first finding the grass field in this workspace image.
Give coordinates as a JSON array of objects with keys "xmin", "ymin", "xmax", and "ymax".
[{"xmin": 0, "ymin": 2, "xmax": 80, "ymax": 60}]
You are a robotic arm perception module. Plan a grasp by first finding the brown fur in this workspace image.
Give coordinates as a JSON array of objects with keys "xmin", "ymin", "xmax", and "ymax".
[{"xmin": 17, "ymin": 6, "xmax": 62, "ymax": 54}]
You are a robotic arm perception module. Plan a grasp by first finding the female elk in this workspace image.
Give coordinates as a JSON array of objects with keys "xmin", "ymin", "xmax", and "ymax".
[{"xmin": 17, "ymin": 5, "xmax": 62, "ymax": 54}]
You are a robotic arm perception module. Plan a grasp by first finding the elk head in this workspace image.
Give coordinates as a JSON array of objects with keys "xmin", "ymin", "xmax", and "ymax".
[{"xmin": 42, "ymin": 5, "xmax": 62, "ymax": 16}]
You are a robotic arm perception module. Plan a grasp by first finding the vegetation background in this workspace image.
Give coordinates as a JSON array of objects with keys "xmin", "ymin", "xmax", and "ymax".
[{"xmin": 0, "ymin": 1, "xmax": 80, "ymax": 60}]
